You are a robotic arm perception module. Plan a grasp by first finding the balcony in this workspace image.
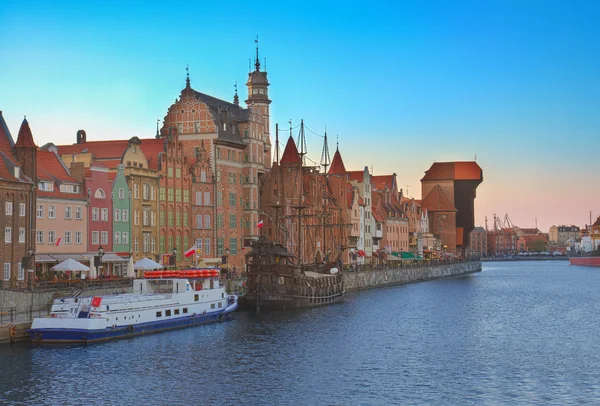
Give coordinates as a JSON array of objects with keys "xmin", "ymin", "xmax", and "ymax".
[{"xmin": 374, "ymin": 228, "xmax": 383, "ymax": 239}]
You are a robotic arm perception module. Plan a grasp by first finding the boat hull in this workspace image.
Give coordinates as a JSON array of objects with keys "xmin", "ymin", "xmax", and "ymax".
[
  {"xmin": 569, "ymin": 257, "xmax": 600, "ymax": 267},
  {"xmin": 29, "ymin": 304, "xmax": 237, "ymax": 344},
  {"xmin": 241, "ymin": 292, "xmax": 344, "ymax": 311}
]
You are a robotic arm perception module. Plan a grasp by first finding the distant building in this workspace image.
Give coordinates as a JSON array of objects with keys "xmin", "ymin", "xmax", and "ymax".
[
  {"xmin": 467, "ymin": 227, "xmax": 487, "ymax": 258},
  {"xmin": 548, "ymin": 225, "xmax": 580, "ymax": 244}
]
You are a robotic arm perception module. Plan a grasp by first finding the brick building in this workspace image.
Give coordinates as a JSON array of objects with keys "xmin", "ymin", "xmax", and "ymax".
[
  {"xmin": 467, "ymin": 226, "xmax": 487, "ymax": 258},
  {"xmin": 0, "ymin": 113, "xmax": 36, "ymax": 288}
]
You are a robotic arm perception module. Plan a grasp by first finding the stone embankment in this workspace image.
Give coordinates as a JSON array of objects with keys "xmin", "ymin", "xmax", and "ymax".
[{"xmin": 343, "ymin": 261, "xmax": 481, "ymax": 291}]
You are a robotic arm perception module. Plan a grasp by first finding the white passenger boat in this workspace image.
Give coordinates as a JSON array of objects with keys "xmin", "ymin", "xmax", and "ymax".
[{"xmin": 28, "ymin": 269, "xmax": 238, "ymax": 343}]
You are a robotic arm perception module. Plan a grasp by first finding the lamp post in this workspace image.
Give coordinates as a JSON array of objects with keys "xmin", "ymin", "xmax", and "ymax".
[
  {"xmin": 27, "ymin": 247, "xmax": 35, "ymax": 290},
  {"xmin": 222, "ymin": 248, "xmax": 229, "ymax": 279},
  {"xmin": 172, "ymin": 248, "xmax": 178, "ymax": 269},
  {"xmin": 98, "ymin": 245, "xmax": 105, "ymax": 277}
]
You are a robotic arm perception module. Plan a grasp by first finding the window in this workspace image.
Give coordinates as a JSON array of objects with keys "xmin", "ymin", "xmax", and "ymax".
[
  {"xmin": 19, "ymin": 203, "xmax": 25, "ymax": 217},
  {"xmin": 64, "ymin": 231, "xmax": 72, "ymax": 244},
  {"xmin": 183, "ymin": 212, "xmax": 188, "ymax": 227},
  {"xmin": 5, "ymin": 202, "xmax": 12, "ymax": 215},
  {"xmin": 95, "ymin": 189, "xmax": 105, "ymax": 199},
  {"xmin": 156, "ymin": 311, "xmax": 162, "ymax": 318},
  {"xmin": 176, "ymin": 168, "xmax": 181, "ymax": 178},
  {"xmin": 176, "ymin": 189, "xmax": 181, "ymax": 202},
  {"xmin": 122, "ymin": 209, "xmax": 128, "ymax": 222},
  {"xmin": 217, "ymin": 214, "xmax": 223, "ymax": 228},
  {"xmin": 160, "ymin": 236, "xmax": 165, "ymax": 255},
  {"xmin": 175, "ymin": 308, "xmax": 180, "ymax": 315},
  {"xmin": 143, "ymin": 208, "xmax": 150, "ymax": 226},
  {"xmin": 168, "ymin": 188, "xmax": 174, "ymax": 202},
  {"xmin": 160, "ymin": 211, "xmax": 165, "ymax": 226},
  {"xmin": 143, "ymin": 184, "xmax": 150, "ymax": 200},
  {"xmin": 217, "ymin": 238, "xmax": 224, "ymax": 256},
  {"xmin": 19, "ymin": 227, "xmax": 25, "ymax": 243},
  {"xmin": 196, "ymin": 191, "xmax": 202, "ymax": 205},
  {"xmin": 204, "ymin": 238, "xmax": 210, "ymax": 256},
  {"xmin": 75, "ymin": 206, "xmax": 82, "ymax": 220},
  {"xmin": 196, "ymin": 215, "xmax": 202, "ymax": 229},
  {"xmin": 176, "ymin": 212, "xmax": 181, "ymax": 226},
  {"xmin": 65, "ymin": 206, "xmax": 72, "ymax": 219},
  {"xmin": 3, "ymin": 263, "xmax": 10, "ymax": 281},
  {"xmin": 194, "ymin": 294, "xmax": 199, "ymax": 302},
  {"xmin": 101, "ymin": 208, "xmax": 108, "ymax": 221},
  {"xmin": 101, "ymin": 231, "xmax": 108, "ymax": 244},
  {"xmin": 167, "ymin": 167, "xmax": 173, "ymax": 177},
  {"xmin": 151, "ymin": 237, "xmax": 156, "ymax": 252},
  {"xmin": 183, "ymin": 308, "xmax": 188, "ymax": 314},
  {"xmin": 143, "ymin": 233, "xmax": 149, "ymax": 252},
  {"xmin": 92, "ymin": 208, "xmax": 99, "ymax": 221},
  {"xmin": 200, "ymin": 170, "xmax": 207, "ymax": 182},
  {"xmin": 168, "ymin": 212, "xmax": 173, "ymax": 226},
  {"xmin": 134, "ymin": 210, "xmax": 139, "ymax": 226},
  {"xmin": 119, "ymin": 188, "xmax": 125, "ymax": 199},
  {"xmin": 211, "ymin": 303, "xmax": 216, "ymax": 309},
  {"xmin": 114, "ymin": 232, "xmax": 121, "ymax": 244},
  {"xmin": 37, "ymin": 230, "xmax": 44, "ymax": 244},
  {"xmin": 18, "ymin": 262, "xmax": 24, "ymax": 280},
  {"xmin": 151, "ymin": 186, "xmax": 156, "ymax": 200},
  {"xmin": 151, "ymin": 211, "xmax": 156, "ymax": 226},
  {"xmin": 37, "ymin": 204, "xmax": 44, "ymax": 218},
  {"xmin": 204, "ymin": 215, "xmax": 211, "ymax": 229},
  {"xmin": 114, "ymin": 209, "xmax": 121, "ymax": 222},
  {"xmin": 194, "ymin": 122, "xmax": 200, "ymax": 132},
  {"xmin": 229, "ymin": 214, "xmax": 236, "ymax": 229},
  {"xmin": 134, "ymin": 184, "xmax": 139, "ymax": 199},
  {"xmin": 92, "ymin": 231, "xmax": 99, "ymax": 245},
  {"xmin": 48, "ymin": 205, "xmax": 56, "ymax": 219},
  {"xmin": 204, "ymin": 192, "xmax": 210, "ymax": 205},
  {"xmin": 166, "ymin": 309, "xmax": 172, "ymax": 316},
  {"xmin": 228, "ymin": 173, "xmax": 236, "ymax": 184},
  {"xmin": 230, "ymin": 238, "xmax": 237, "ymax": 255},
  {"xmin": 217, "ymin": 192, "xmax": 222, "ymax": 206},
  {"xmin": 4, "ymin": 227, "xmax": 11, "ymax": 243},
  {"xmin": 48, "ymin": 230, "xmax": 55, "ymax": 244},
  {"xmin": 160, "ymin": 187, "xmax": 166, "ymax": 201},
  {"xmin": 229, "ymin": 193, "xmax": 236, "ymax": 207},
  {"xmin": 75, "ymin": 231, "xmax": 82, "ymax": 244},
  {"xmin": 134, "ymin": 237, "xmax": 139, "ymax": 252},
  {"xmin": 122, "ymin": 232, "xmax": 129, "ymax": 244},
  {"xmin": 183, "ymin": 190, "xmax": 189, "ymax": 203}
]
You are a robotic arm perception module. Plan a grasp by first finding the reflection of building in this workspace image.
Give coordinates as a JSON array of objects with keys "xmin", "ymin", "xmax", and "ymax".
[
  {"xmin": 420, "ymin": 162, "xmax": 483, "ymax": 255},
  {"xmin": 467, "ymin": 227, "xmax": 487, "ymax": 257},
  {"xmin": 0, "ymin": 114, "xmax": 36, "ymax": 288},
  {"xmin": 549, "ymin": 225, "xmax": 580, "ymax": 244}
]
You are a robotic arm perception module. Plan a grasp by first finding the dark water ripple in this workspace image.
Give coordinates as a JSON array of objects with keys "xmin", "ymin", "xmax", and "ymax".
[{"xmin": 2, "ymin": 260, "xmax": 600, "ymax": 405}]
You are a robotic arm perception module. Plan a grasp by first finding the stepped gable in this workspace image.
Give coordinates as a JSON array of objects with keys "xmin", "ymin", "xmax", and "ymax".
[
  {"xmin": 15, "ymin": 118, "xmax": 37, "ymax": 148},
  {"xmin": 420, "ymin": 184, "xmax": 457, "ymax": 212},
  {"xmin": 280, "ymin": 136, "xmax": 301, "ymax": 164},
  {"xmin": 329, "ymin": 149, "xmax": 347, "ymax": 174},
  {"xmin": 421, "ymin": 161, "xmax": 482, "ymax": 181}
]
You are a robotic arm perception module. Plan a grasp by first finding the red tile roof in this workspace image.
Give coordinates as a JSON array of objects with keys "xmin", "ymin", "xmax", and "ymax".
[
  {"xmin": 15, "ymin": 118, "xmax": 37, "ymax": 148},
  {"xmin": 328, "ymin": 149, "xmax": 347, "ymax": 174},
  {"xmin": 37, "ymin": 150, "xmax": 78, "ymax": 183},
  {"xmin": 420, "ymin": 184, "xmax": 457, "ymax": 212},
  {"xmin": 56, "ymin": 140, "xmax": 129, "ymax": 160},
  {"xmin": 421, "ymin": 161, "xmax": 482, "ymax": 182},
  {"xmin": 0, "ymin": 111, "xmax": 16, "ymax": 163},
  {"xmin": 139, "ymin": 138, "xmax": 167, "ymax": 170},
  {"xmin": 347, "ymin": 170, "xmax": 364, "ymax": 183},
  {"xmin": 372, "ymin": 175, "xmax": 395, "ymax": 191},
  {"xmin": 280, "ymin": 136, "xmax": 301, "ymax": 164}
]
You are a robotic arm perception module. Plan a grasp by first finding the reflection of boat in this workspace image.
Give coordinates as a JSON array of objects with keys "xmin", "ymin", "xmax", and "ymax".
[
  {"xmin": 28, "ymin": 270, "xmax": 238, "ymax": 343},
  {"xmin": 242, "ymin": 237, "xmax": 344, "ymax": 312}
]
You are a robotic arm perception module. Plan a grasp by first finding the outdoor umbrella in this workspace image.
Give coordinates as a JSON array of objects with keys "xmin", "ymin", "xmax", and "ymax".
[
  {"xmin": 51, "ymin": 258, "xmax": 90, "ymax": 272},
  {"xmin": 126, "ymin": 256, "xmax": 135, "ymax": 278},
  {"xmin": 134, "ymin": 257, "xmax": 163, "ymax": 270}
]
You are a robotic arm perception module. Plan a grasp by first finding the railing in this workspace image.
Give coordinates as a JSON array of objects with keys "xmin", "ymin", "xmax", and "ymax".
[
  {"xmin": 0, "ymin": 307, "xmax": 16, "ymax": 324},
  {"xmin": 0, "ymin": 277, "xmax": 134, "ymax": 293},
  {"xmin": 26, "ymin": 304, "xmax": 52, "ymax": 320},
  {"xmin": 344, "ymin": 257, "xmax": 475, "ymax": 272}
]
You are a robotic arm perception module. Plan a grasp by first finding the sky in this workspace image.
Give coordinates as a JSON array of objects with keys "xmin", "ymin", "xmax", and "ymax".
[{"xmin": 1, "ymin": 0, "xmax": 599, "ymax": 232}]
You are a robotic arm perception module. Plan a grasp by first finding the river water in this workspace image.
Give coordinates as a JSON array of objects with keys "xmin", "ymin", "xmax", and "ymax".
[{"xmin": 1, "ymin": 260, "xmax": 600, "ymax": 405}]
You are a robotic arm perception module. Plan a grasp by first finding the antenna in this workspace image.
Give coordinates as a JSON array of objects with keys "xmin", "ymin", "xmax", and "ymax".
[
  {"xmin": 405, "ymin": 184, "xmax": 411, "ymax": 197},
  {"xmin": 297, "ymin": 119, "xmax": 307, "ymax": 166},
  {"xmin": 275, "ymin": 123, "xmax": 279, "ymax": 165},
  {"xmin": 485, "ymin": 216, "xmax": 488, "ymax": 231}
]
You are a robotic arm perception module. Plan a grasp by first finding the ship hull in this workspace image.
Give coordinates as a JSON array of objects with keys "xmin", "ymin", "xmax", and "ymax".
[
  {"xmin": 29, "ymin": 305, "xmax": 237, "ymax": 344},
  {"xmin": 569, "ymin": 257, "xmax": 600, "ymax": 267},
  {"xmin": 241, "ymin": 292, "xmax": 344, "ymax": 311}
]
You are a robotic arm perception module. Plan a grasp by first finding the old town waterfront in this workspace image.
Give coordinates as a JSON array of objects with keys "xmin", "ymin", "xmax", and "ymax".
[{"xmin": 2, "ymin": 260, "xmax": 600, "ymax": 405}]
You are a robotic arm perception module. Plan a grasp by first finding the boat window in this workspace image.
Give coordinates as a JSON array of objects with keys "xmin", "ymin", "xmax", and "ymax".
[
  {"xmin": 222, "ymin": 293, "xmax": 224, "ymax": 298},
  {"xmin": 218, "ymin": 302, "xmax": 222, "ymax": 308},
  {"xmin": 174, "ymin": 309, "xmax": 180, "ymax": 315},
  {"xmin": 194, "ymin": 294, "xmax": 199, "ymax": 302},
  {"xmin": 183, "ymin": 308, "xmax": 188, "ymax": 314},
  {"xmin": 166, "ymin": 310, "xmax": 171, "ymax": 317},
  {"xmin": 211, "ymin": 303, "xmax": 215, "ymax": 309},
  {"xmin": 156, "ymin": 311, "xmax": 162, "ymax": 317}
]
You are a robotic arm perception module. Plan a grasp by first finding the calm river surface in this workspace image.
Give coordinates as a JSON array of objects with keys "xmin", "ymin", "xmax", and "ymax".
[{"xmin": 2, "ymin": 260, "xmax": 600, "ymax": 405}]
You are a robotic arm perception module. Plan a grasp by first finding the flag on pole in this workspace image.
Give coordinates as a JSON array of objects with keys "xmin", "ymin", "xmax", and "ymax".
[
  {"xmin": 257, "ymin": 220, "xmax": 264, "ymax": 228},
  {"xmin": 56, "ymin": 237, "xmax": 62, "ymax": 246},
  {"xmin": 184, "ymin": 245, "xmax": 196, "ymax": 258}
]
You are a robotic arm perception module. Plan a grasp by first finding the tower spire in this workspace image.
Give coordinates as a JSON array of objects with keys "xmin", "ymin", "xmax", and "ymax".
[
  {"xmin": 254, "ymin": 35, "xmax": 260, "ymax": 71},
  {"xmin": 320, "ymin": 127, "xmax": 331, "ymax": 174},
  {"xmin": 156, "ymin": 119, "xmax": 160, "ymax": 138},
  {"xmin": 186, "ymin": 64, "xmax": 190, "ymax": 88},
  {"xmin": 297, "ymin": 119, "xmax": 307, "ymax": 166},
  {"xmin": 233, "ymin": 82, "xmax": 239, "ymax": 105}
]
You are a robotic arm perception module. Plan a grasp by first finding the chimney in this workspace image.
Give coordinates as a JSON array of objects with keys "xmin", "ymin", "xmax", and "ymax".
[
  {"xmin": 77, "ymin": 130, "xmax": 87, "ymax": 144},
  {"xmin": 70, "ymin": 162, "xmax": 85, "ymax": 182}
]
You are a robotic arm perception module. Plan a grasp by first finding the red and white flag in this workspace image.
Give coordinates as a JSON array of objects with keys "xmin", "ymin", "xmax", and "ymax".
[
  {"xmin": 55, "ymin": 237, "xmax": 62, "ymax": 246},
  {"xmin": 257, "ymin": 220, "xmax": 264, "ymax": 228},
  {"xmin": 184, "ymin": 245, "xmax": 196, "ymax": 258}
]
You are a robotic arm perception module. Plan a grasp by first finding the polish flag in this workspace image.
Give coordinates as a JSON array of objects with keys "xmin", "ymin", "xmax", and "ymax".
[
  {"xmin": 56, "ymin": 237, "xmax": 62, "ymax": 246},
  {"xmin": 184, "ymin": 245, "xmax": 196, "ymax": 258},
  {"xmin": 257, "ymin": 220, "xmax": 264, "ymax": 228}
]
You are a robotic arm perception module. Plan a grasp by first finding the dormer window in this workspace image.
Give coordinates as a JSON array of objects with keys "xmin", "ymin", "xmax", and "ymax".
[{"xmin": 95, "ymin": 189, "xmax": 106, "ymax": 199}]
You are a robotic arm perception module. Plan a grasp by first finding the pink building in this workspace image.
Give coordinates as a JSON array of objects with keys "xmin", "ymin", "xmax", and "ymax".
[{"xmin": 82, "ymin": 164, "xmax": 112, "ymax": 253}]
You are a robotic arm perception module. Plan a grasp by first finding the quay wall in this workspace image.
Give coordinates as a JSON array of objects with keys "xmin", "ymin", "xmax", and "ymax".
[{"xmin": 343, "ymin": 261, "xmax": 481, "ymax": 292}]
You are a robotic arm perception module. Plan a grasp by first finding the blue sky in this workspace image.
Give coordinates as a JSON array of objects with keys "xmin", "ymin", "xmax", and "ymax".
[{"xmin": 1, "ymin": 0, "xmax": 599, "ymax": 231}]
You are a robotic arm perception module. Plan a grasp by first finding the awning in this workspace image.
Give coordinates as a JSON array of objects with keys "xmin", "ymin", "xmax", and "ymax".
[
  {"xmin": 357, "ymin": 250, "xmax": 366, "ymax": 257},
  {"xmin": 35, "ymin": 254, "xmax": 57, "ymax": 263},
  {"xmin": 401, "ymin": 252, "xmax": 415, "ymax": 259},
  {"xmin": 102, "ymin": 253, "xmax": 129, "ymax": 263},
  {"xmin": 50, "ymin": 254, "xmax": 89, "ymax": 262},
  {"xmin": 387, "ymin": 254, "xmax": 401, "ymax": 261}
]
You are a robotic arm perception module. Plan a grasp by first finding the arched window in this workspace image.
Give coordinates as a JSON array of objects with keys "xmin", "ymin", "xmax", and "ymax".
[{"xmin": 95, "ymin": 189, "xmax": 105, "ymax": 199}]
